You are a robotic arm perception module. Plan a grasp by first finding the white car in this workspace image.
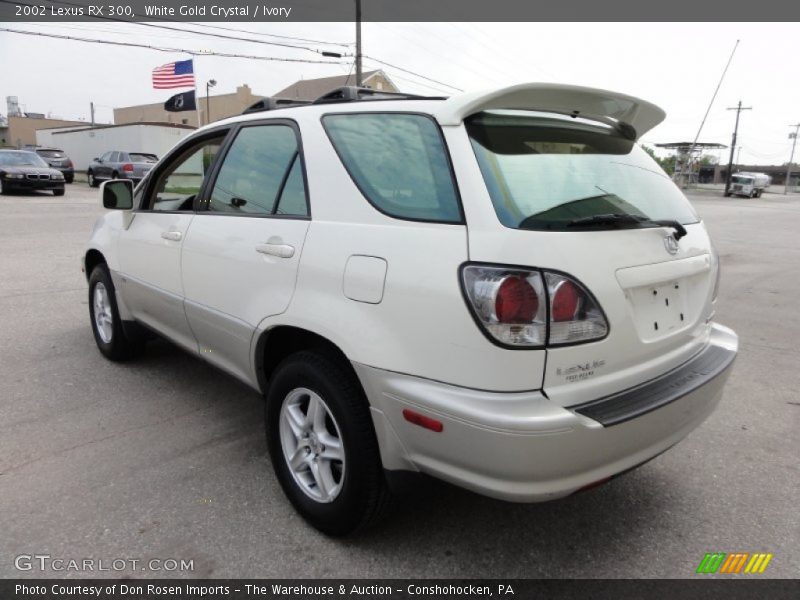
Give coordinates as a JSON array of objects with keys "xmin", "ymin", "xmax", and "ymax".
[{"xmin": 84, "ymin": 83, "xmax": 738, "ymax": 536}]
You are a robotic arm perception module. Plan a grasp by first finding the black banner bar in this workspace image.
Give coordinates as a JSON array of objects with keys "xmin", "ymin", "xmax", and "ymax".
[
  {"xmin": 2, "ymin": 580, "xmax": 799, "ymax": 600},
  {"xmin": 1, "ymin": 0, "xmax": 799, "ymax": 22}
]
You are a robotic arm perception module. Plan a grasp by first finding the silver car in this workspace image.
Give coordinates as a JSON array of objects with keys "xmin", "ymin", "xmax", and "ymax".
[{"xmin": 87, "ymin": 151, "xmax": 158, "ymax": 188}]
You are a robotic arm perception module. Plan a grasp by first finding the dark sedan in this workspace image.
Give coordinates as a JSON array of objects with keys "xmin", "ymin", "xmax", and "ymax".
[
  {"xmin": 33, "ymin": 147, "xmax": 75, "ymax": 183},
  {"xmin": 0, "ymin": 150, "xmax": 66, "ymax": 196}
]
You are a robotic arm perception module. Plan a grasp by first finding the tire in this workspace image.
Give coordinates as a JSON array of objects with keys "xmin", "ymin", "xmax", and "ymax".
[
  {"xmin": 53, "ymin": 189, "xmax": 65, "ymax": 197},
  {"xmin": 111, "ymin": 171, "xmax": 119, "ymax": 180},
  {"xmin": 88, "ymin": 264, "xmax": 143, "ymax": 361},
  {"xmin": 88, "ymin": 170, "xmax": 99, "ymax": 188},
  {"xmin": 724, "ymin": 192, "xmax": 731, "ymax": 197},
  {"xmin": 265, "ymin": 351, "xmax": 390, "ymax": 536},
  {"xmin": 65, "ymin": 176, "xmax": 74, "ymax": 184},
  {"xmin": 0, "ymin": 178, "xmax": 4, "ymax": 195}
]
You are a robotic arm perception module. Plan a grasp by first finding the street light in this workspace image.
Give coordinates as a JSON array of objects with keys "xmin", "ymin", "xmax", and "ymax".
[{"xmin": 206, "ymin": 79, "xmax": 217, "ymax": 125}]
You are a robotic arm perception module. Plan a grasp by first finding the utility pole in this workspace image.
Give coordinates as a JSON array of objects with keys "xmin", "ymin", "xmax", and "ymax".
[
  {"xmin": 724, "ymin": 101, "xmax": 752, "ymax": 195},
  {"xmin": 786, "ymin": 124, "xmax": 800, "ymax": 195},
  {"xmin": 90, "ymin": 102, "xmax": 95, "ymax": 127},
  {"xmin": 355, "ymin": 0, "xmax": 362, "ymax": 86}
]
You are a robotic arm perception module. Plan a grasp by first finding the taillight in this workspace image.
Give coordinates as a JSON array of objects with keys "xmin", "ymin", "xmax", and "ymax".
[
  {"xmin": 122, "ymin": 163, "xmax": 134, "ymax": 173},
  {"xmin": 545, "ymin": 273, "xmax": 608, "ymax": 345},
  {"xmin": 461, "ymin": 265, "xmax": 608, "ymax": 348},
  {"xmin": 67, "ymin": 159, "xmax": 74, "ymax": 168},
  {"xmin": 461, "ymin": 266, "xmax": 546, "ymax": 347}
]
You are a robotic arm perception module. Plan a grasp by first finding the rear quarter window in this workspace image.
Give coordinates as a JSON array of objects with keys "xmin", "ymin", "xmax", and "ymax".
[{"xmin": 323, "ymin": 113, "xmax": 462, "ymax": 223}]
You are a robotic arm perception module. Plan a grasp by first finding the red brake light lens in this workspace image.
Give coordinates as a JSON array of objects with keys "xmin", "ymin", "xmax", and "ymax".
[
  {"xmin": 495, "ymin": 276, "xmax": 539, "ymax": 323},
  {"xmin": 551, "ymin": 280, "xmax": 580, "ymax": 321},
  {"xmin": 122, "ymin": 163, "xmax": 134, "ymax": 172}
]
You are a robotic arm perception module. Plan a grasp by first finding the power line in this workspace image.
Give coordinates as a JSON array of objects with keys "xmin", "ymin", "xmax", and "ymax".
[
  {"xmin": 362, "ymin": 54, "xmax": 463, "ymax": 92},
  {"xmin": 186, "ymin": 22, "xmax": 354, "ymax": 48},
  {"xmin": 2, "ymin": 0, "xmax": 347, "ymax": 57},
  {"xmin": 361, "ymin": 62, "xmax": 452, "ymax": 96},
  {"xmin": 680, "ymin": 39, "xmax": 739, "ymax": 188},
  {"xmin": 0, "ymin": 0, "xmax": 338, "ymax": 55},
  {"xmin": 0, "ymin": 27, "xmax": 348, "ymax": 65}
]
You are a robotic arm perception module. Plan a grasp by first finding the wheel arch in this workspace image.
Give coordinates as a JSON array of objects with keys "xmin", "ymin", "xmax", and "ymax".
[
  {"xmin": 84, "ymin": 248, "xmax": 107, "ymax": 282},
  {"xmin": 255, "ymin": 325, "xmax": 358, "ymax": 396}
]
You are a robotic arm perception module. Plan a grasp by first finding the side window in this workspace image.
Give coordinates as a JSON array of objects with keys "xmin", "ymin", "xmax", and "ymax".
[
  {"xmin": 146, "ymin": 135, "xmax": 224, "ymax": 212},
  {"xmin": 109, "ymin": 152, "xmax": 119, "ymax": 163},
  {"xmin": 323, "ymin": 113, "xmax": 461, "ymax": 223},
  {"xmin": 100, "ymin": 152, "xmax": 113, "ymax": 162},
  {"xmin": 208, "ymin": 124, "xmax": 307, "ymax": 216},
  {"xmin": 274, "ymin": 155, "xmax": 308, "ymax": 216}
]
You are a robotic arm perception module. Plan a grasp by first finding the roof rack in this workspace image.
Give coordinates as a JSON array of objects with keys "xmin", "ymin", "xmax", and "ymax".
[
  {"xmin": 312, "ymin": 86, "xmax": 446, "ymax": 104},
  {"xmin": 242, "ymin": 97, "xmax": 312, "ymax": 115}
]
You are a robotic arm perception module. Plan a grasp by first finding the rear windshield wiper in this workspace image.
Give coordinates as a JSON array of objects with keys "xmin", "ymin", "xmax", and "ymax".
[{"xmin": 567, "ymin": 213, "xmax": 687, "ymax": 240}]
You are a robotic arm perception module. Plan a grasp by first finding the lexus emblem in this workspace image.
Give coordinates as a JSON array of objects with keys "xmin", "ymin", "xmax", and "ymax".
[{"xmin": 664, "ymin": 235, "xmax": 679, "ymax": 255}]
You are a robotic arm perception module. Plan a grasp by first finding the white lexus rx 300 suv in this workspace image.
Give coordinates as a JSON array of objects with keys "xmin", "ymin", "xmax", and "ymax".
[{"xmin": 84, "ymin": 84, "xmax": 738, "ymax": 535}]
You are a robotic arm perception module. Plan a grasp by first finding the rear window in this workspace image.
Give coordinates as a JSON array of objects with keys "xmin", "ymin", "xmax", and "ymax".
[
  {"xmin": 466, "ymin": 112, "xmax": 698, "ymax": 231},
  {"xmin": 36, "ymin": 149, "xmax": 65, "ymax": 158},
  {"xmin": 731, "ymin": 176, "xmax": 752, "ymax": 184},
  {"xmin": 323, "ymin": 113, "xmax": 462, "ymax": 223},
  {"xmin": 129, "ymin": 153, "xmax": 158, "ymax": 163}
]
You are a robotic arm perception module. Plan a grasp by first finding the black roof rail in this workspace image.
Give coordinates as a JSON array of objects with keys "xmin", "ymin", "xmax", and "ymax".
[
  {"xmin": 242, "ymin": 97, "xmax": 313, "ymax": 115},
  {"xmin": 312, "ymin": 86, "xmax": 446, "ymax": 104}
]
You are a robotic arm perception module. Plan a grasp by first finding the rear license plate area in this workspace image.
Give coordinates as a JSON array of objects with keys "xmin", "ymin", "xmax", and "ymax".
[{"xmin": 628, "ymin": 280, "xmax": 688, "ymax": 341}]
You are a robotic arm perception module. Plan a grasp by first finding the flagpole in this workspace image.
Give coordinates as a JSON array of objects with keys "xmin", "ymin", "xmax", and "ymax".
[{"xmin": 192, "ymin": 54, "xmax": 201, "ymax": 128}]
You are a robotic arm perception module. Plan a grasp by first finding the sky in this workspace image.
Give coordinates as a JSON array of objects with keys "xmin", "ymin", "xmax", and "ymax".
[{"xmin": 1, "ymin": 21, "xmax": 798, "ymax": 165}]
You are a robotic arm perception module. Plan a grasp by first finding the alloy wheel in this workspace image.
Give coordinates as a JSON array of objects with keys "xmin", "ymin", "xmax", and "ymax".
[
  {"xmin": 93, "ymin": 282, "xmax": 114, "ymax": 343},
  {"xmin": 279, "ymin": 387, "xmax": 345, "ymax": 503}
]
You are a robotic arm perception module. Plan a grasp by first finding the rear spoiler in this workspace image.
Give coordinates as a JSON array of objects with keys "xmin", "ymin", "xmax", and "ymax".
[{"xmin": 434, "ymin": 83, "xmax": 665, "ymax": 140}]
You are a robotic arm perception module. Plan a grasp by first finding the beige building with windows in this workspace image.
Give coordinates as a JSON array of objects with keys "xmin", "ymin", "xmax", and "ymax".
[
  {"xmin": 5, "ymin": 115, "xmax": 87, "ymax": 148},
  {"xmin": 113, "ymin": 71, "xmax": 399, "ymax": 128},
  {"xmin": 271, "ymin": 70, "xmax": 398, "ymax": 101},
  {"xmin": 114, "ymin": 84, "xmax": 264, "ymax": 128}
]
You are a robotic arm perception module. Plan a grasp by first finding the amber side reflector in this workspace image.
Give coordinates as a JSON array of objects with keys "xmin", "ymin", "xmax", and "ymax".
[{"xmin": 402, "ymin": 409, "xmax": 444, "ymax": 432}]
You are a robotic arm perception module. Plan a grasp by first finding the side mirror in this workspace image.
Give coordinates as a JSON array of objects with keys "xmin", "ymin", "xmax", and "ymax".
[
  {"xmin": 93, "ymin": 157, "xmax": 101, "ymax": 162},
  {"xmin": 101, "ymin": 179, "xmax": 134, "ymax": 210}
]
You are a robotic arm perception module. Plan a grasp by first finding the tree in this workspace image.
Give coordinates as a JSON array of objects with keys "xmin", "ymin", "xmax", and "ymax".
[{"xmin": 641, "ymin": 145, "xmax": 674, "ymax": 175}]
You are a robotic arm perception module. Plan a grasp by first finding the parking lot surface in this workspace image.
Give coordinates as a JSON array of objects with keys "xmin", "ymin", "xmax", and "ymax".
[{"xmin": 1, "ymin": 184, "xmax": 798, "ymax": 578}]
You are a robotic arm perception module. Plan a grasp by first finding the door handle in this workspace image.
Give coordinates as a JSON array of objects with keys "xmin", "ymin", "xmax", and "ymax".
[
  {"xmin": 255, "ymin": 243, "xmax": 295, "ymax": 258},
  {"xmin": 161, "ymin": 231, "xmax": 182, "ymax": 242}
]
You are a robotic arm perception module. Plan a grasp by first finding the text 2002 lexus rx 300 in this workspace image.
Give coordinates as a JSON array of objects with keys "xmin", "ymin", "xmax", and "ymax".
[{"xmin": 84, "ymin": 83, "xmax": 737, "ymax": 535}]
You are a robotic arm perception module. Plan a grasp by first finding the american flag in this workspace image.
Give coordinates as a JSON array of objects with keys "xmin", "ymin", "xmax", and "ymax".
[{"xmin": 152, "ymin": 59, "xmax": 195, "ymax": 89}]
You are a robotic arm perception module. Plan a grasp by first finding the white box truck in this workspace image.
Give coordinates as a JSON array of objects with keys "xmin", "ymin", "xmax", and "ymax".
[{"xmin": 726, "ymin": 172, "xmax": 771, "ymax": 197}]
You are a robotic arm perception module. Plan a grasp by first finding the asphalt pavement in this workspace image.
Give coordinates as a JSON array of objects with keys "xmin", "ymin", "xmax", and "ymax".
[{"xmin": 0, "ymin": 184, "xmax": 797, "ymax": 578}]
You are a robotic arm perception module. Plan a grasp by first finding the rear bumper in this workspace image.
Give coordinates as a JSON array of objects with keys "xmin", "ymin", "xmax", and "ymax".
[
  {"xmin": 356, "ymin": 323, "xmax": 737, "ymax": 502},
  {"xmin": 56, "ymin": 167, "xmax": 74, "ymax": 180}
]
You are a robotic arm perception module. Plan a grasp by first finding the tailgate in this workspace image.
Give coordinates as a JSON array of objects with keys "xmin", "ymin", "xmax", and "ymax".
[{"xmin": 466, "ymin": 225, "xmax": 716, "ymax": 407}]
